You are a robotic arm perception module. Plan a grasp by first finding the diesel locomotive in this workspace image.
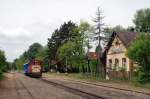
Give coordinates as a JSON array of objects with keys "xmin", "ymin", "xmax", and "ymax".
[{"xmin": 23, "ymin": 60, "xmax": 42, "ymax": 78}]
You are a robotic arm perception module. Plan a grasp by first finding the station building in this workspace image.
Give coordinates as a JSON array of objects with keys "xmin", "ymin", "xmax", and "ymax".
[{"xmin": 104, "ymin": 32, "xmax": 139, "ymax": 79}]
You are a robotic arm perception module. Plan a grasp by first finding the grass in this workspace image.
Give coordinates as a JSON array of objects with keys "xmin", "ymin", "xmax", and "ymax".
[
  {"xmin": 131, "ymin": 81, "xmax": 150, "ymax": 89},
  {"xmin": 47, "ymin": 72, "xmax": 150, "ymax": 90},
  {"xmin": 0, "ymin": 73, "xmax": 4, "ymax": 80}
]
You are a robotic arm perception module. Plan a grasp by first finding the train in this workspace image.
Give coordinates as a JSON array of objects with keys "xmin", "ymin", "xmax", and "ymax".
[{"xmin": 23, "ymin": 60, "xmax": 43, "ymax": 78}]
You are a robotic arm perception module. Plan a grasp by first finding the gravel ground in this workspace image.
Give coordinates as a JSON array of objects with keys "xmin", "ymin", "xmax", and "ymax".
[
  {"xmin": 0, "ymin": 73, "xmax": 17, "ymax": 99},
  {"xmin": 1, "ymin": 73, "xmax": 150, "ymax": 99},
  {"xmin": 0, "ymin": 73, "xmax": 87, "ymax": 99},
  {"xmin": 43, "ymin": 73, "xmax": 150, "ymax": 94},
  {"xmin": 43, "ymin": 76, "xmax": 150, "ymax": 99},
  {"xmin": 18, "ymin": 73, "xmax": 86, "ymax": 99}
]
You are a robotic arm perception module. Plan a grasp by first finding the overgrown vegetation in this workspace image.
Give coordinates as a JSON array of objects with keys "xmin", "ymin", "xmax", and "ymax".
[
  {"xmin": 12, "ymin": 8, "xmax": 150, "ymax": 84},
  {"xmin": 0, "ymin": 50, "xmax": 8, "ymax": 79},
  {"xmin": 47, "ymin": 21, "xmax": 96, "ymax": 73},
  {"xmin": 133, "ymin": 8, "xmax": 150, "ymax": 33},
  {"xmin": 13, "ymin": 43, "xmax": 49, "ymax": 70},
  {"xmin": 127, "ymin": 34, "xmax": 150, "ymax": 83}
]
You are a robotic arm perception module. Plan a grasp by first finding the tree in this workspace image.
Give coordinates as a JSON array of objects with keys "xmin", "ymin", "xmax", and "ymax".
[
  {"xmin": 127, "ymin": 34, "xmax": 150, "ymax": 83},
  {"xmin": 93, "ymin": 7, "xmax": 105, "ymax": 52},
  {"xmin": 14, "ymin": 56, "xmax": 28, "ymax": 70},
  {"xmin": 13, "ymin": 43, "xmax": 43, "ymax": 70},
  {"xmin": 78, "ymin": 21, "xmax": 94, "ymax": 49},
  {"xmin": 47, "ymin": 21, "xmax": 80, "ymax": 71},
  {"xmin": 92, "ymin": 7, "xmax": 106, "ymax": 77},
  {"xmin": 57, "ymin": 41, "xmax": 78, "ymax": 65},
  {"xmin": 112, "ymin": 25, "xmax": 127, "ymax": 32},
  {"xmin": 35, "ymin": 46, "xmax": 50, "ymax": 69},
  {"xmin": 57, "ymin": 21, "xmax": 95, "ymax": 73},
  {"xmin": 27, "ymin": 43, "xmax": 42, "ymax": 60},
  {"xmin": 103, "ymin": 25, "xmax": 128, "ymax": 33},
  {"xmin": 78, "ymin": 21, "xmax": 94, "ymax": 73},
  {"xmin": 57, "ymin": 39, "xmax": 86, "ymax": 73},
  {"xmin": 0, "ymin": 50, "xmax": 8, "ymax": 79},
  {"xmin": 47, "ymin": 30, "xmax": 60, "ymax": 61},
  {"xmin": 0, "ymin": 50, "xmax": 8, "ymax": 71},
  {"xmin": 133, "ymin": 8, "xmax": 150, "ymax": 32}
]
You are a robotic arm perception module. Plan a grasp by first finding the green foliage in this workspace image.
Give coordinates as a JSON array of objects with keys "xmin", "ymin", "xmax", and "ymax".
[
  {"xmin": 89, "ymin": 60, "xmax": 98, "ymax": 73},
  {"xmin": 57, "ymin": 40, "xmax": 85, "ymax": 71},
  {"xmin": 0, "ymin": 50, "xmax": 8, "ymax": 71},
  {"xmin": 112, "ymin": 25, "xmax": 127, "ymax": 32},
  {"xmin": 78, "ymin": 21, "xmax": 94, "ymax": 49},
  {"xmin": 127, "ymin": 34, "xmax": 150, "ymax": 83},
  {"xmin": 136, "ymin": 69, "xmax": 150, "ymax": 83},
  {"xmin": 78, "ymin": 21, "xmax": 91, "ymax": 33},
  {"xmin": 14, "ymin": 57, "xmax": 28, "ymax": 70},
  {"xmin": 27, "ymin": 43, "xmax": 42, "ymax": 60},
  {"xmin": 0, "ymin": 50, "xmax": 8, "ymax": 79},
  {"xmin": 47, "ymin": 21, "xmax": 79, "ymax": 61},
  {"xmin": 13, "ymin": 20, "xmax": 99, "ymax": 74},
  {"xmin": 78, "ymin": 21, "xmax": 99, "ymax": 73},
  {"xmin": 47, "ymin": 20, "xmax": 98, "ymax": 73},
  {"xmin": 47, "ymin": 21, "xmax": 81, "ymax": 71},
  {"xmin": 35, "ymin": 47, "xmax": 48, "ymax": 60},
  {"xmin": 118, "ymin": 66, "xmax": 126, "ymax": 72},
  {"xmin": 133, "ymin": 8, "xmax": 150, "ymax": 32},
  {"xmin": 103, "ymin": 25, "xmax": 128, "ymax": 33},
  {"xmin": 58, "ymin": 41, "xmax": 77, "ymax": 60},
  {"xmin": 13, "ymin": 43, "xmax": 43, "ymax": 70},
  {"xmin": 0, "ymin": 70, "xmax": 2, "ymax": 79}
]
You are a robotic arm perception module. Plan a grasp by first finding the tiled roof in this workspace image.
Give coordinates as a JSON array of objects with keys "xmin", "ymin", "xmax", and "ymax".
[
  {"xmin": 101, "ymin": 32, "xmax": 139, "ymax": 59},
  {"xmin": 116, "ymin": 32, "xmax": 139, "ymax": 47},
  {"xmin": 87, "ymin": 52, "xmax": 99, "ymax": 60}
]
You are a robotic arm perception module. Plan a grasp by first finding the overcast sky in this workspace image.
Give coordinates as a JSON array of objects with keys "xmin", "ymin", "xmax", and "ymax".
[{"xmin": 0, "ymin": 0, "xmax": 149, "ymax": 62}]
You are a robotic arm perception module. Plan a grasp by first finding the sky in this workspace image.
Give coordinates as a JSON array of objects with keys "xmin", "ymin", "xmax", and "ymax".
[{"xmin": 0, "ymin": 0, "xmax": 149, "ymax": 62}]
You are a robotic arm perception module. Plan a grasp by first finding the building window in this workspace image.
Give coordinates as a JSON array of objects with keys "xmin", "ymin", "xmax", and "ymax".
[
  {"xmin": 115, "ymin": 41, "xmax": 119, "ymax": 45},
  {"xmin": 108, "ymin": 59, "xmax": 112, "ymax": 68},
  {"xmin": 122, "ymin": 58, "xmax": 126, "ymax": 67},
  {"xmin": 114, "ymin": 58, "xmax": 119, "ymax": 70}
]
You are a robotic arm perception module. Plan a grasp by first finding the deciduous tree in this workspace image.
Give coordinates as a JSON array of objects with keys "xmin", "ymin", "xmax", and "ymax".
[
  {"xmin": 133, "ymin": 8, "xmax": 150, "ymax": 32},
  {"xmin": 127, "ymin": 34, "xmax": 150, "ymax": 83},
  {"xmin": 0, "ymin": 50, "xmax": 8, "ymax": 79}
]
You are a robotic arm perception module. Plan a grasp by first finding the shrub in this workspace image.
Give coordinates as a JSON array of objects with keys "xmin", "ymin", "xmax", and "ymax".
[{"xmin": 127, "ymin": 34, "xmax": 150, "ymax": 83}]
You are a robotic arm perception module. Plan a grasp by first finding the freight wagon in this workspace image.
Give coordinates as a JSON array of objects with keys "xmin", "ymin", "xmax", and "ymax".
[{"xmin": 23, "ymin": 60, "xmax": 42, "ymax": 78}]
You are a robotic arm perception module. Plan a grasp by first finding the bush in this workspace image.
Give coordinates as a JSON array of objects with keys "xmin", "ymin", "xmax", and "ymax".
[
  {"xmin": 0, "ymin": 50, "xmax": 8, "ymax": 79},
  {"xmin": 0, "ymin": 70, "xmax": 3, "ymax": 79},
  {"xmin": 136, "ymin": 68, "xmax": 150, "ymax": 83},
  {"xmin": 127, "ymin": 34, "xmax": 150, "ymax": 83}
]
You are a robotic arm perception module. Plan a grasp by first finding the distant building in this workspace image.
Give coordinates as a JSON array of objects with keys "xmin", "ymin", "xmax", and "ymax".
[
  {"xmin": 87, "ymin": 52, "xmax": 99, "ymax": 60},
  {"xmin": 103, "ymin": 32, "xmax": 139, "ymax": 79}
]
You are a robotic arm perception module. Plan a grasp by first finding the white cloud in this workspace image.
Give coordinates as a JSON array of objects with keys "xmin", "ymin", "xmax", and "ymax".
[
  {"xmin": 0, "ymin": 23, "xmax": 52, "ymax": 62},
  {"xmin": 0, "ymin": 0, "xmax": 149, "ymax": 62},
  {"xmin": 2, "ymin": 27, "xmax": 30, "ymax": 37},
  {"xmin": 0, "ymin": 27, "xmax": 28, "ymax": 36}
]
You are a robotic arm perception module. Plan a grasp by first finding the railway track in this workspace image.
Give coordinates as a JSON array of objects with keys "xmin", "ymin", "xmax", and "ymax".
[
  {"xmin": 13, "ymin": 73, "xmax": 150, "ymax": 99},
  {"xmin": 40, "ymin": 78, "xmax": 106, "ymax": 99},
  {"xmin": 14, "ymin": 75, "xmax": 35, "ymax": 99},
  {"xmin": 40, "ymin": 77, "xmax": 150, "ymax": 99},
  {"xmin": 64, "ymin": 79, "xmax": 150, "ymax": 96}
]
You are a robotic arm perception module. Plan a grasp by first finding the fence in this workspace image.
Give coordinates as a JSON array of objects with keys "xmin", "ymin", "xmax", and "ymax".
[{"xmin": 108, "ymin": 71, "xmax": 134, "ymax": 80}]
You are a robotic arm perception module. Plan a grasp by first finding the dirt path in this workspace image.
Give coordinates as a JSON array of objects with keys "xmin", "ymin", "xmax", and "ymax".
[
  {"xmin": 0, "ymin": 73, "xmax": 17, "ymax": 99},
  {"xmin": 1, "ymin": 72, "xmax": 150, "ymax": 99},
  {"xmin": 0, "ymin": 73, "xmax": 86, "ymax": 99}
]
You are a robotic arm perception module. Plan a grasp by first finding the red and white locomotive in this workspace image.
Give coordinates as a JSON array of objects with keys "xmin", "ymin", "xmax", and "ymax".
[{"xmin": 24, "ymin": 60, "xmax": 43, "ymax": 77}]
